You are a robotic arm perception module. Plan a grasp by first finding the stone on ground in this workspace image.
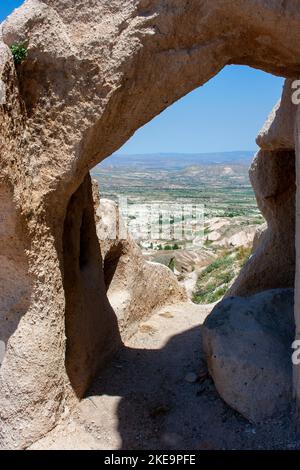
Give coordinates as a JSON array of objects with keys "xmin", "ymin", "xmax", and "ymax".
[{"xmin": 203, "ymin": 289, "xmax": 295, "ymax": 423}]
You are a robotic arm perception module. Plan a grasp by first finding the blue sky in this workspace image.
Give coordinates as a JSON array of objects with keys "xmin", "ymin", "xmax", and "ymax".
[
  {"xmin": 1, "ymin": 1, "xmax": 284, "ymax": 154},
  {"xmin": 120, "ymin": 66, "xmax": 283, "ymax": 154},
  {"xmin": 0, "ymin": 1, "xmax": 24, "ymax": 22}
]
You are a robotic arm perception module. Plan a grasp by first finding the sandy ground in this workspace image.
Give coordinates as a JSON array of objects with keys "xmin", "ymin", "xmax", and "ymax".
[{"xmin": 30, "ymin": 302, "xmax": 300, "ymax": 450}]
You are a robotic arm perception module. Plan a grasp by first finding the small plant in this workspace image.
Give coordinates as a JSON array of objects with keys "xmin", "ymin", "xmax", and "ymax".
[
  {"xmin": 192, "ymin": 246, "xmax": 252, "ymax": 305},
  {"xmin": 10, "ymin": 43, "xmax": 28, "ymax": 65}
]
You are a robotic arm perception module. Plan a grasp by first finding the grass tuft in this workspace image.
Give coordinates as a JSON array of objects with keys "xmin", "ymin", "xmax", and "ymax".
[{"xmin": 11, "ymin": 43, "xmax": 28, "ymax": 65}]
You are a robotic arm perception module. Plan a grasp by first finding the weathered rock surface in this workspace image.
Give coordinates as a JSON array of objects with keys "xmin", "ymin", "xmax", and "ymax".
[
  {"xmin": 203, "ymin": 289, "xmax": 295, "ymax": 423},
  {"xmin": 1, "ymin": 0, "xmax": 300, "ymax": 449},
  {"xmin": 95, "ymin": 196, "xmax": 187, "ymax": 339},
  {"xmin": 228, "ymin": 81, "xmax": 296, "ymax": 297},
  {"xmin": 63, "ymin": 176, "xmax": 121, "ymax": 399},
  {"xmin": 252, "ymin": 222, "xmax": 268, "ymax": 253},
  {"xmin": 257, "ymin": 80, "xmax": 296, "ymax": 151}
]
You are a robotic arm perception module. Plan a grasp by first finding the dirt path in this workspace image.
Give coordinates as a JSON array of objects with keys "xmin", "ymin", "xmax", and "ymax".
[{"xmin": 31, "ymin": 302, "xmax": 300, "ymax": 450}]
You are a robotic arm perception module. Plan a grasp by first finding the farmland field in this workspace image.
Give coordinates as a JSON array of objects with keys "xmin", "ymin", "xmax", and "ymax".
[
  {"xmin": 92, "ymin": 151, "xmax": 261, "ymax": 220},
  {"xmin": 91, "ymin": 152, "xmax": 264, "ymax": 303}
]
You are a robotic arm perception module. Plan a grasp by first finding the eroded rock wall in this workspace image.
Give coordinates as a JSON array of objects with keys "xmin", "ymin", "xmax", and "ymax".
[
  {"xmin": 63, "ymin": 176, "xmax": 120, "ymax": 398},
  {"xmin": 229, "ymin": 80, "xmax": 296, "ymax": 296},
  {"xmin": 205, "ymin": 79, "xmax": 300, "ymax": 422}
]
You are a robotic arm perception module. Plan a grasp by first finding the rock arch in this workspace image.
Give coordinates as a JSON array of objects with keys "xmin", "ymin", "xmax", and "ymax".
[{"xmin": 1, "ymin": 0, "xmax": 300, "ymax": 448}]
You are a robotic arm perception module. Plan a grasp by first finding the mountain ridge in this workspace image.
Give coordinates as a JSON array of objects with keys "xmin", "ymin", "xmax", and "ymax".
[{"xmin": 100, "ymin": 151, "xmax": 255, "ymax": 169}]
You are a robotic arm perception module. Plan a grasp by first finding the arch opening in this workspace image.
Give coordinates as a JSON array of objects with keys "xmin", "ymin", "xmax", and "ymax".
[
  {"xmin": 91, "ymin": 66, "xmax": 294, "ymax": 308},
  {"xmin": 77, "ymin": 65, "xmax": 297, "ymax": 432}
]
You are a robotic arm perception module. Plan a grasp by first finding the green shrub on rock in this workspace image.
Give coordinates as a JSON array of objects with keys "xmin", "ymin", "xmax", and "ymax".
[{"xmin": 10, "ymin": 43, "xmax": 28, "ymax": 65}]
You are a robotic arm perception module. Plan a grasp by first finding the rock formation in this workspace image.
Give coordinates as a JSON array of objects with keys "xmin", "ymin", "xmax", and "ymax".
[
  {"xmin": 203, "ymin": 79, "xmax": 299, "ymax": 420},
  {"xmin": 0, "ymin": 0, "xmax": 300, "ymax": 449},
  {"xmin": 251, "ymin": 222, "xmax": 267, "ymax": 253},
  {"xmin": 94, "ymin": 191, "xmax": 187, "ymax": 340},
  {"xmin": 205, "ymin": 217, "xmax": 258, "ymax": 249},
  {"xmin": 203, "ymin": 289, "xmax": 295, "ymax": 423},
  {"xmin": 228, "ymin": 80, "xmax": 296, "ymax": 297}
]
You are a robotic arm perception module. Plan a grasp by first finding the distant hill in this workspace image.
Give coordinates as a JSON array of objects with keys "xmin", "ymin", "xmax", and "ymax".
[{"xmin": 100, "ymin": 151, "xmax": 255, "ymax": 169}]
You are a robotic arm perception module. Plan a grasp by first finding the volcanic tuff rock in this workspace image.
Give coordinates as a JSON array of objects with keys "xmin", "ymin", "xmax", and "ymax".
[
  {"xmin": 94, "ymin": 194, "xmax": 188, "ymax": 340},
  {"xmin": 1, "ymin": 0, "xmax": 300, "ymax": 449},
  {"xmin": 228, "ymin": 81, "xmax": 296, "ymax": 297},
  {"xmin": 203, "ymin": 289, "xmax": 295, "ymax": 423}
]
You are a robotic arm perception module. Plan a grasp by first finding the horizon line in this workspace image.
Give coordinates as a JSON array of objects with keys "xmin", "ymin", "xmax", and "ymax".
[{"xmin": 112, "ymin": 150, "xmax": 256, "ymax": 156}]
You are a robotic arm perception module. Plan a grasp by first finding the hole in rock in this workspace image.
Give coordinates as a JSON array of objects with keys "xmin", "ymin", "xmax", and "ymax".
[{"xmin": 91, "ymin": 66, "xmax": 294, "ymax": 306}]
